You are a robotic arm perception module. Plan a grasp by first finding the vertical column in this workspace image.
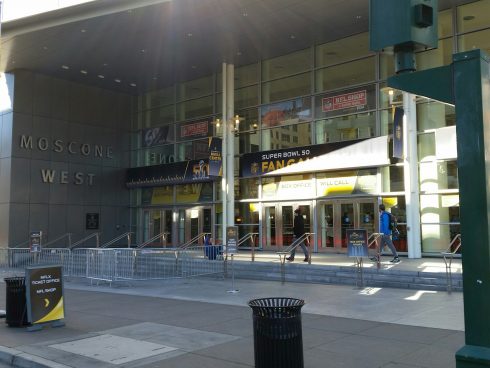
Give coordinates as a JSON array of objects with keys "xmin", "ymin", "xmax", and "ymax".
[
  {"xmin": 454, "ymin": 50, "xmax": 490, "ymax": 366},
  {"xmin": 221, "ymin": 63, "xmax": 227, "ymax": 246},
  {"xmin": 403, "ymin": 92, "xmax": 421, "ymax": 258},
  {"xmin": 226, "ymin": 64, "xmax": 235, "ymax": 228}
]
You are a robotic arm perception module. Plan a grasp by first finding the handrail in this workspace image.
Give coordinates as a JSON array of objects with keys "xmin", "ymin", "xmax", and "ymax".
[
  {"xmin": 442, "ymin": 233, "xmax": 462, "ymax": 294},
  {"xmin": 137, "ymin": 232, "xmax": 169, "ymax": 248},
  {"xmin": 368, "ymin": 232, "xmax": 383, "ymax": 270},
  {"xmin": 237, "ymin": 232, "xmax": 259, "ymax": 261},
  {"xmin": 44, "ymin": 233, "xmax": 72, "ymax": 248},
  {"xmin": 238, "ymin": 233, "xmax": 258, "ymax": 247},
  {"xmin": 177, "ymin": 232, "xmax": 210, "ymax": 250},
  {"xmin": 70, "ymin": 232, "xmax": 100, "ymax": 249},
  {"xmin": 101, "ymin": 232, "xmax": 132, "ymax": 248}
]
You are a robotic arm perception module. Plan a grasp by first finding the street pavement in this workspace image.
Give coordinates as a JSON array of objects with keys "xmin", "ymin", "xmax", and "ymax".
[{"xmin": 0, "ymin": 269, "xmax": 464, "ymax": 368}]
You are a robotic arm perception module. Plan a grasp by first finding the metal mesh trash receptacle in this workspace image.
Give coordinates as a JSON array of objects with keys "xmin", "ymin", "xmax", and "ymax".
[
  {"xmin": 4, "ymin": 277, "xmax": 28, "ymax": 327},
  {"xmin": 248, "ymin": 297, "xmax": 305, "ymax": 368}
]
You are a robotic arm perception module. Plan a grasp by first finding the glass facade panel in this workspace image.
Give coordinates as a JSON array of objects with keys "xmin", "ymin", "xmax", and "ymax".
[
  {"xmin": 176, "ymin": 96, "xmax": 214, "ymax": 121},
  {"xmin": 176, "ymin": 138, "xmax": 210, "ymax": 161},
  {"xmin": 139, "ymin": 144, "xmax": 176, "ymax": 166},
  {"xmin": 458, "ymin": 28, "xmax": 490, "ymax": 55},
  {"xmin": 439, "ymin": 9, "xmax": 453, "ymax": 38},
  {"xmin": 177, "ymin": 76, "xmax": 214, "ymax": 101},
  {"xmin": 140, "ymin": 105, "xmax": 174, "ymax": 128},
  {"xmin": 235, "ymin": 63, "xmax": 259, "ymax": 88},
  {"xmin": 457, "ymin": 1, "xmax": 490, "ymax": 34},
  {"xmin": 175, "ymin": 182, "xmax": 213, "ymax": 203},
  {"xmin": 236, "ymin": 131, "xmax": 260, "ymax": 155},
  {"xmin": 237, "ymin": 108, "xmax": 259, "ymax": 132},
  {"xmin": 416, "ymin": 38, "xmax": 454, "ymax": 70},
  {"xmin": 315, "ymin": 112, "xmax": 375, "ymax": 144},
  {"xmin": 262, "ymin": 73, "xmax": 311, "ymax": 103},
  {"xmin": 261, "ymin": 122, "xmax": 311, "ymax": 151},
  {"xmin": 417, "ymin": 101, "xmax": 455, "ymax": 131},
  {"xmin": 235, "ymin": 85, "xmax": 259, "ymax": 109},
  {"xmin": 262, "ymin": 48, "xmax": 311, "ymax": 81},
  {"xmin": 315, "ymin": 57, "xmax": 375, "ymax": 93},
  {"xmin": 236, "ymin": 178, "xmax": 259, "ymax": 200},
  {"xmin": 316, "ymin": 33, "xmax": 371, "ymax": 68},
  {"xmin": 142, "ymin": 86, "xmax": 175, "ymax": 109},
  {"xmin": 381, "ymin": 166, "xmax": 404, "ymax": 192}
]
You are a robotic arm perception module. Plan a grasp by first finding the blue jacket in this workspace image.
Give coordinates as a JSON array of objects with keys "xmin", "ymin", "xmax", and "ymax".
[{"xmin": 379, "ymin": 211, "xmax": 391, "ymax": 235}]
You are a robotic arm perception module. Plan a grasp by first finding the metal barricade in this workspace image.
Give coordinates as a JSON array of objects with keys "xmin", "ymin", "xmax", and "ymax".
[{"xmin": 178, "ymin": 246, "xmax": 225, "ymax": 278}]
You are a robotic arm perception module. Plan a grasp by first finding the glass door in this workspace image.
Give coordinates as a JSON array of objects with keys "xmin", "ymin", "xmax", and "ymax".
[
  {"xmin": 317, "ymin": 198, "xmax": 377, "ymax": 251},
  {"xmin": 262, "ymin": 202, "xmax": 311, "ymax": 249}
]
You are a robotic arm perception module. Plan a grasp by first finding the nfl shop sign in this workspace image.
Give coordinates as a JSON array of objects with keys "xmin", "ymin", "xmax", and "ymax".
[{"xmin": 322, "ymin": 90, "xmax": 367, "ymax": 112}]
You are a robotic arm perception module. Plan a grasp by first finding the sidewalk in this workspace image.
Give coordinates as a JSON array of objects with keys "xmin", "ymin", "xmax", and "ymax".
[{"xmin": 0, "ymin": 272, "xmax": 464, "ymax": 368}]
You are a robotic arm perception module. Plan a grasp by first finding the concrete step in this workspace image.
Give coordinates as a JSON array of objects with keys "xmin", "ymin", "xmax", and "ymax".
[{"xmin": 227, "ymin": 260, "xmax": 462, "ymax": 292}]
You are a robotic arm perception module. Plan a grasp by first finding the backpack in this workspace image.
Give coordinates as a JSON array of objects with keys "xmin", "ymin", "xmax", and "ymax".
[{"xmin": 387, "ymin": 212, "xmax": 399, "ymax": 235}]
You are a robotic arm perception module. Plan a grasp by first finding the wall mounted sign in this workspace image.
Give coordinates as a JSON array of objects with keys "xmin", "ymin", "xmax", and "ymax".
[
  {"xmin": 86, "ymin": 213, "xmax": 99, "ymax": 230},
  {"xmin": 30, "ymin": 231, "xmax": 42, "ymax": 253},
  {"xmin": 25, "ymin": 265, "xmax": 65, "ymax": 328}
]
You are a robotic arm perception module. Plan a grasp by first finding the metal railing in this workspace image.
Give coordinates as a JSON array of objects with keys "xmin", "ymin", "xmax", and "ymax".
[
  {"xmin": 101, "ymin": 232, "xmax": 132, "ymax": 248},
  {"xmin": 368, "ymin": 232, "xmax": 383, "ymax": 269},
  {"xmin": 442, "ymin": 234, "xmax": 462, "ymax": 294},
  {"xmin": 137, "ymin": 232, "xmax": 169, "ymax": 248},
  {"xmin": 0, "ymin": 247, "xmax": 224, "ymax": 284},
  {"xmin": 277, "ymin": 233, "xmax": 314, "ymax": 284},
  {"xmin": 44, "ymin": 233, "xmax": 72, "ymax": 248},
  {"xmin": 178, "ymin": 233, "xmax": 210, "ymax": 250},
  {"xmin": 237, "ymin": 232, "xmax": 259, "ymax": 261},
  {"xmin": 70, "ymin": 232, "xmax": 100, "ymax": 249}
]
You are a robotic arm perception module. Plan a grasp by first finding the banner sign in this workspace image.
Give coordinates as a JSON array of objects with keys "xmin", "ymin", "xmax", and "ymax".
[
  {"xmin": 30, "ymin": 231, "xmax": 42, "ymax": 253},
  {"xmin": 316, "ymin": 85, "xmax": 376, "ymax": 118},
  {"xmin": 239, "ymin": 139, "xmax": 364, "ymax": 177},
  {"xmin": 177, "ymin": 119, "xmax": 212, "ymax": 141},
  {"xmin": 208, "ymin": 137, "xmax": 223, "ymax": 177},
  {"xmin": 393, "ymin": 107, "xmax": 404, "ymax": 159},
  {"xmin": 142, "ymin": 126, "xmax": 174, "ymax": 148},
  {"xmin": 26, "ymin": 265, "xmax": 65, "ymax": 325},
  {"xmin": 322, "ymin": 90, "xmax": 367, "ymax": 112},
  {"xmin": 260, "ymin": 97, "xmax": 311, "ymax": 128},
  {"xmin": 346, "ymin": 229, "xmax": 369, "ymax": 257},
  {"xmin": 226, "ymin": 226, "xmax": 238, "ymax": 255}
]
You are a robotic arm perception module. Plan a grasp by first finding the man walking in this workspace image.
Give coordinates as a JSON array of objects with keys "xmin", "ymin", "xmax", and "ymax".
[
  {"xmin": 376, "ymin": 204, "xmax": 400, "ymax": 263},
  {"xmin": 287, "ymin": 208, "xmax": 309, "ymax": 262}
]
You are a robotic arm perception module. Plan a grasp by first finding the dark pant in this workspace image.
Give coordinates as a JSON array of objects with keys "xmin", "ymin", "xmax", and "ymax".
[{"xmin": 290, "ymin": 236, "xmax": 309, "ymax": 258}]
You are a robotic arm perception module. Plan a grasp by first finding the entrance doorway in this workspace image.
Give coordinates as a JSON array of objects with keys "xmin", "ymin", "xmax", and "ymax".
[
  {"xmin": 317, "ymin": 198, "xmax": 377, "ymax": 250},
  {"xmin": 143, "ymin": 206, "xmax": 212, "ymax": 247},
  {"xmin": 142, "ymin": 208, "xmax": 173, "ymax": 246},
  {"xmin": 262, "ymin": 202, "xmax": 312, "ymax": 249}
]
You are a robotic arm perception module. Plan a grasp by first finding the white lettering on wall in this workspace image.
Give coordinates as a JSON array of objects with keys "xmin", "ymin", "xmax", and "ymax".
[
  {"xmin": 19, "ymin": 135, "xmax": 113, "ymax": 159},
  {"xmin": 40, "ymin": 169, "xmax": 95, "ymax": 185}
]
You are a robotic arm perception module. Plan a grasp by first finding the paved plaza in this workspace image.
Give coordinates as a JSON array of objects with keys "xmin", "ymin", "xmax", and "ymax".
[{"xmin": 0, "ymin": 262, "xmax": 464, "ymax": 368}]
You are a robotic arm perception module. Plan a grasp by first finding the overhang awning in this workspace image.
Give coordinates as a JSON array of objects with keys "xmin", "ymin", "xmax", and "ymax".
[{"xmin": 265, "ymin": 136, "xmax": 390, "ymax": 176}]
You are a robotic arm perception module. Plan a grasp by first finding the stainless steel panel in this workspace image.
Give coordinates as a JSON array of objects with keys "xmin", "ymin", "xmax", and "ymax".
[
  {"xmin": 10, "ymin": 157, "xmax": 31, "ymax": 202},
  {"xmin": 11, "ymin": 112, "xmax": 33, "ymax": 159},
  {"xmin": 29, "ymin": 159, "xmax": 51, "ymax": 203},
  {"xmin": 47, "ymin": 161, "xmax": 69, "ymax": 205},
  {"xmin": 13, "ymin": 71, "xmax": 34, "ymax": 115},
  {"xmin": 31, "ymin": 116, "xmax": 52, "ymax": 161},
  {"xmin": 0, "ymin": 158, "xmax": 11, "ymax": 203},
  {"xmin": 9, "ymin": 203, "xmax": 29, "ymax": 246},
  {"xmin": 48, "ymin": 204, "xmax": 68, "ymax": 242},
  {"xmin": 33, "ymin": 73, "xmax": 52, "ymax": 117},
  {"xmin": 0, "ymin": 203, "xmax": 10, "ymax": 246}
]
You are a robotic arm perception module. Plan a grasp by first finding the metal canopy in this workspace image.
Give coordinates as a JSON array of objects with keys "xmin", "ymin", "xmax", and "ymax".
[{"xmin": 0, "ymin": 0, "xmax": 472, "ymax": 94}]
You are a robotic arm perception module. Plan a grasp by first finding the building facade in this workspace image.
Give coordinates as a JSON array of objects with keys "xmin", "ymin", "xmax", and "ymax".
[{"xmin": 1, "ymin": 0, "xmax": 488, "ymax": 254}]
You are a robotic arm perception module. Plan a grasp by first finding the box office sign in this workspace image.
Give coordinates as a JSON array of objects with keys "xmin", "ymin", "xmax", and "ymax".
[
  {"xmin": 316, "ymin": 86, "xmax": 376, "ymax": 118},
  {"xmin": 226, "ymin": 226, "xmax": 238, "ymax": 255},
  {"xmin": 346, "ymin": 229, "xmax": 369, "ymax": 258},
  {"xmin": 26, "ymin": 265, "xmax": 65, "ymax": 325}
]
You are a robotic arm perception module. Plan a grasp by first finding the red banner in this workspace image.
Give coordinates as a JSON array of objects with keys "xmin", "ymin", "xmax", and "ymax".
[{"xmin": 322, "ymin": 90, "xmax": 367, "ymax": 112}]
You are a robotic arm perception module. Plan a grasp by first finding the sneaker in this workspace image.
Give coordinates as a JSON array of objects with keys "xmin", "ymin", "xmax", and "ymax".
[
  {"xmin": 390, "ymin": 257, "xmax": 400, "ymax": 263},
  {"xmin": 286, "ymin": 257, "xmax": 294, "ymax": 262},
  {"xmin": 370, "ymin": 257, "xmax": 378, "ymax": 262},
  {"xmin": 303, "ymin": 258, "xmax": 309, "ymax": 262}
]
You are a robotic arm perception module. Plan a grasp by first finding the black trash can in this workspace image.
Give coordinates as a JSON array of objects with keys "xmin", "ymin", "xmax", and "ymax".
[
  {"xmin": 4, "ymin": 276, "xmax": 28, "ymax": 327},
  {"xmin": 248, "ymin": 297, "xmax": 305, "ymax": 368}
]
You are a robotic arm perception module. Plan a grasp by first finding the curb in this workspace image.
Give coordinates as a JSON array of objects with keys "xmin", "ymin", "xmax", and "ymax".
[{"xmin": 0, "ymin": 346, "xmax": 71, "ymax": 368}]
